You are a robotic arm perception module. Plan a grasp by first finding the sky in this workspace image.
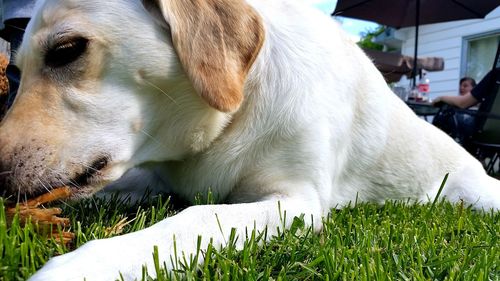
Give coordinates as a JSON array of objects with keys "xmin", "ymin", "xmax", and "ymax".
[{"xmin": 305, "ymin": 0, "xmax": 379, "ymax": 41}]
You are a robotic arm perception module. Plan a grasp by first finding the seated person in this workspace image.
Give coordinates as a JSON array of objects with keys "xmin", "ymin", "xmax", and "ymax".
[
  {"xmin": 432, "ymin": 76, "xmax": 477, "ymax": 108},
  {"xmin": 432, "ymin": 69, "xmax": 499, "ymax": 146}
]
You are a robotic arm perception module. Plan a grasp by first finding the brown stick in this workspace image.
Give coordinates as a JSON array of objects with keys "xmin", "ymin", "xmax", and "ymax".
[
  {"xmin": 23, "ymin": 186, "xmax": 72, "ymax": 207},
  {"xmin": 6, "ymin": 186, "xmax": 75, "ymax": 246}
]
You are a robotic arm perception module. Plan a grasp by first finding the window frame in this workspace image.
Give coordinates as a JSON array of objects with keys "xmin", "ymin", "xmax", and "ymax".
[{"xmin": 461, "ymin": 30, "xmax": 500, "ymax": 81}]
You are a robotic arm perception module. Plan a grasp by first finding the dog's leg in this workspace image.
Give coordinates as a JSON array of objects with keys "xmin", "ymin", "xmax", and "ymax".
[
  {"xmin": 29, "ymin": 195, "xmax": 322, "ymax": 281},
  {"xmin": 97, "ymin": 166, "xmax": 172, "ymax": 204},
  {"xmin": 441, "ymin": 163, "xmax": 500, "ymax": 210}
]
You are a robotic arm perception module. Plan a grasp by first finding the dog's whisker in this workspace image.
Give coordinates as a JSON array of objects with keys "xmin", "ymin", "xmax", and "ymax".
[
  {"xmin": 141, "ymin": 79, "xmax": 178, "ymax": 105},
  {"xmin": 80, "ymin": 163, "xmax": 101, "ymax": 173},
  {"xmin": 69, "ymin": 166, "xmax": 101, "ymax": 212},
  {"xmin": 4, "ymin": 24, "xmax": 26, "ymax": 32},
  {"xmin": 36, "ymin": 178, "xmax": 53, "ymax": 194},
  {"xmin": 45, "ymin": 166, "xmax": 76, "ymax": 187},
  {"xmin": 16, "ymin": 184, "xmax": 22, "ymax": 205},
  {"xmin": 0, "ymin": 171, "xmax": 12, "ymax": 176},
  {"xmin": 59, "ymin": 177, "xmax": 78, "ymax": 189},
  {"xmin": 139, "ymin": 129, "xmax": 167, "ymax": 149},
  {"xmin": 34, "ymin": 177, "xmax": 76, "ymax": 210},
  {"xmin": 63, "ymin": 173, "xmax": 85, "ymax": 189},
  {"xmin": 51, "ymin": 173, "xmax": 70, "ymax": 188},
  {"xmin": 45, "ymin": 167, "xmax": 70, "ymax": 184},
  {"xmin": 42, "ymin": 168, "xmax": 77, "ymax": 210}
]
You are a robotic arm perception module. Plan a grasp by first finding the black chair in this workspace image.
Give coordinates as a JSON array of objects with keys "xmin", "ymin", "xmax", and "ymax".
[
  {"xmin": 469, "ymin": 80, "xmax": 500, "ymax": 174},
  {"xmin": 432, "ymin": 46, "xmax": 500, "ymax": 175},
  {"xmin": 433, "ymin": 72, "xmax": 500, "ymax": 174}
]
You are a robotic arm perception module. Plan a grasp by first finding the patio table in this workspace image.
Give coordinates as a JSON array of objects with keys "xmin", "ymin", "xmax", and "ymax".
[{"xmin": 406, "ymin": 100, "xmax": 440, "ymax": 121}]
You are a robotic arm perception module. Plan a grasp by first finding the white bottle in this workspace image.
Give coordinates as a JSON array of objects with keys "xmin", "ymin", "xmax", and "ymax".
[{"xmin": 417, "ymin": 71, "xmax": 430, "ymax": 101}]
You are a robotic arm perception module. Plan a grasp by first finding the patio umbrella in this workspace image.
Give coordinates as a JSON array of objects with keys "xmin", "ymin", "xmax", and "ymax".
[
  {"xmin": 332, "ymin": 0, "xmax": 499, "ymax": 86},
  {"xmin": 362, "ymin": 48, "xmax": 444, "ymax": 83}
]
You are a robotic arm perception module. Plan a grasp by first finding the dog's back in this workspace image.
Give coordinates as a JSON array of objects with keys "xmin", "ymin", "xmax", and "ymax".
[{"xmin": 171, "ymin": 0, "xmax": 500, "ymax": 210}]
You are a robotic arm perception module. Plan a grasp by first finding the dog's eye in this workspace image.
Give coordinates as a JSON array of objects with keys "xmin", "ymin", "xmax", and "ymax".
[{"xmin": 45, "ymin": 37, "xmax": 89, "ymax": 68}]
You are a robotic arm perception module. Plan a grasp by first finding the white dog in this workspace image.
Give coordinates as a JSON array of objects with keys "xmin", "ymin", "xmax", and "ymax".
[{"xmin": 0, "ymin": 0, "xmax": 498, "ymax": 280}]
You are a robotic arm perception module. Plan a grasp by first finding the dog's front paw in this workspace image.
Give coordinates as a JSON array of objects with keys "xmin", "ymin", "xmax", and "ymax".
[{"xmin": 29, "ymin": 239, "xmax": 147, "ymax": 281}]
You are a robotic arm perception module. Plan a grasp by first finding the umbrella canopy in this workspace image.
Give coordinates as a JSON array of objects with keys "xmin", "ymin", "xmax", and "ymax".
[
  {"xmin": 363, "ymin": 48, "xmax": 444, "ymax": 83},
  {"xmin": 333, "ymin": 0, "xmax": 499, "ymax": 85}
]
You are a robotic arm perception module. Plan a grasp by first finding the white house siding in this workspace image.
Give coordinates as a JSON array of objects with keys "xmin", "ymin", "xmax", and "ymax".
[{"xmin": 395, "ymin": 6, "xmax": 500, "ymax": 100}]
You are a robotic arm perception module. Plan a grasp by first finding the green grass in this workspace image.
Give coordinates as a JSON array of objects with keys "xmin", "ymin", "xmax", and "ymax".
[{"xmin": 1, "ymin": 195, "xmax": 499, "ymax": 281}]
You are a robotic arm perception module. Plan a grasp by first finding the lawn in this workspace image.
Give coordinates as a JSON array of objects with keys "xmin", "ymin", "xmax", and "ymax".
[{"xmin": 1, "ymin": 194, "xmax": 499, "ymax": 280}]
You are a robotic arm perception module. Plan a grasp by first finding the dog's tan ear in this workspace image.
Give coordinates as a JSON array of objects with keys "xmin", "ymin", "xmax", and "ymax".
[{"xmin": 141, "ymin": 0, "xmax": 265, "ymax": 112}]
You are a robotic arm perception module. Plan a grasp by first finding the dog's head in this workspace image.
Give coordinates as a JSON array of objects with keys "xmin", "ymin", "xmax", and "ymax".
[{"xmin": 0, "ymin": 0, "xmax": 264, "ymax": 199}]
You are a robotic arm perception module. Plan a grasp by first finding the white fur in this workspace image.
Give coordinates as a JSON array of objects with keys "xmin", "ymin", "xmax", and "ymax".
[{"xmin": 7, "ymin": 0, "xmax": 497, "ymax": 280}]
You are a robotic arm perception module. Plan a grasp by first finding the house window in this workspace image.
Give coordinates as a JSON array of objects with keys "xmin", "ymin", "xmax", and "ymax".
[{"xmin": 464, "ymin": 33, "xmax": 500, "ymax": 81}]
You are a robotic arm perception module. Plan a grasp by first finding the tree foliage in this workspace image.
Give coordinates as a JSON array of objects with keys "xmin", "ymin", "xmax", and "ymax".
[{"xmin": 357, "ymin": 25, "xmax": 385, "ymax": 51}]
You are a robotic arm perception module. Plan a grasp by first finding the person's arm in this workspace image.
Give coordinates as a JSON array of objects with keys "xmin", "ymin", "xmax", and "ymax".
[{"xmin": 432, "ymin": 92, "xmax": 478, "ymax": 109}]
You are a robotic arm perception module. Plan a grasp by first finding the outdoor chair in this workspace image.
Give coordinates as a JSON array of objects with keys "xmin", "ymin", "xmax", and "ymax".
[
  {"xmin": 468, "ymin": 81, "xmax": 500, "ymax": 175},
  {"xmin": 432, "ymin": 66, "xmax": 500, "ymax": 175}
]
